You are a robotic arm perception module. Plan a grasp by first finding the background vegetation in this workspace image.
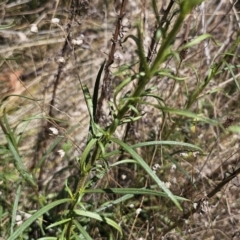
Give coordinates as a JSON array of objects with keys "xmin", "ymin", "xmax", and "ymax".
[{"xmin": 0, "ymin": 0, "xmax": 240, "ymax": 239}]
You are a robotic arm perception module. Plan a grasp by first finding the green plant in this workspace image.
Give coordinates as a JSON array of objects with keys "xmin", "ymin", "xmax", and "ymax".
[{"xmin": 1, "ymin": 0, "xmax": 240, "ymax": 239}]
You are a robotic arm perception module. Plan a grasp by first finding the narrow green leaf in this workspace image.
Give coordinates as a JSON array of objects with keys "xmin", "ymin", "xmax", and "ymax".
[
  {"xmin": 73, "ymin": 220, "xmax": 92, "ymax": 240},
  {"xmin": 110, "ymin": 138, "xmax": 182, "ymax": 210},
  {"xmin": 228, "ymin": 126, "xmax": 240, "ymax": 133},
  {"xmin": 82, "ymin": 85, "xmax": 102, "ymax": 138},
  {"xmin": 223, "ymin": 60, "xmax": 240, "ymax": 91},
  {"xmin": 156, "ymin": 71, "xmax": 187, "ymax": 81},
  {"xmin": 2, "ymin": 113, "xmax": 18, "ymax": 149},
  {"xmin": 74, "ymin": 210, "xmax": 122, "ymax": 235},
  {"xmin": 6, "ymin": 134, "xmax": 37, "ymax": 189},
  {"xmin": 95, "ymin": 194, "xmax": 135, "ymax": 213},
  {"xmin": 110, "ymin": 159, "xmax": 137, "ymax": 166},
  {"xmin": 11, "ymin": 184, "xmax": 21, "ymax": 235},
  {"xmin": 79, "ymin": 138, "xmax": 98, "ymax": 170},
  {"xmin": 159, "ymin": 107, "xmax": 219, "ymax": 126},
  {"xmin": 178, "ymin": 34, "xmax": 212, "ymax": 50},
  {"xmin": 93, "ymin": 60, "xmax": 105, "ymax": 118},
  {"xmin": 46, "ymin": 218, "xmax": 71, "ymax": 229},
  {"xmin": 9, "ymin": 199, "xmax": 72, "ymax": 240},
  {"xmin": 104, "ymin": 140, "xmax": 203, "ymax": 159},
  {"xmin": 132, "ymin": 140, "xmax": 203, "ymax": 152},
  {"xmin": 82, "ymin": 85, "xmax": 94, "ymax": 122},
  {"xmin": 37, "ymin": 238, "xmax": 57, "ymax": 240},
  {"xmin": 84, "ymin": 188, "xmax": 187, "ymax": 201},
  {"xmin": 216, "ymin": 64, "xmax": 240, "ymax": 75},
  {"xmin": 65, "ymin": 179, "xmax": 74, "ymax": 199},
  {"xmin": 0, "ymin": 22, "xmax": 14, "ymax": 30},
  {"xmin": 114, "ymin": 76, "xmax": 132, "ymax": 109}
]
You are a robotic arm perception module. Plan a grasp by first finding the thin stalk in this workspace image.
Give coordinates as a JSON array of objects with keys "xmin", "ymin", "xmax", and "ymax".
[{"xmin": 150, "ymin": 13, "xmax": 186, "ymax": 74}]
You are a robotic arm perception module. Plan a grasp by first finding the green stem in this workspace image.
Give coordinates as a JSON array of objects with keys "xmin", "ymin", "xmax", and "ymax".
[{"xmin": 151, "ymin": 12, "xmax": 186, "ymax": 74}]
